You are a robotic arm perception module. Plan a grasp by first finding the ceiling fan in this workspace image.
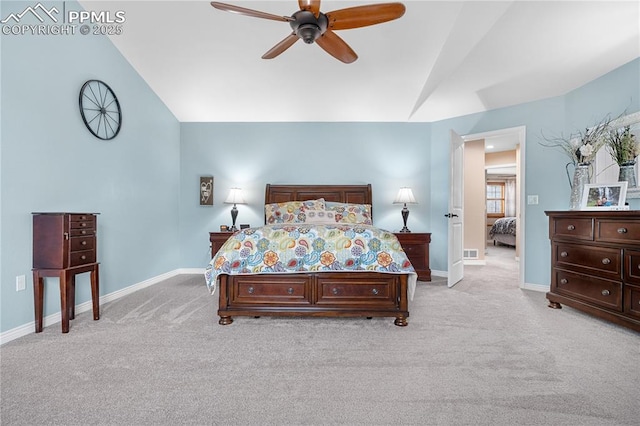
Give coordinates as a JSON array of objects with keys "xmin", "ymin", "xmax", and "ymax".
[{"xmin": 210, "ymin": 1, "xmax": 406, "ymax": 64}]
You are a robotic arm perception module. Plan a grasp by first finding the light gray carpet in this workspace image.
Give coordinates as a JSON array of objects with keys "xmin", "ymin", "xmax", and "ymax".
[{"xmin": 1, "ymin": 246, "xmax": 639, "ymax": 425}]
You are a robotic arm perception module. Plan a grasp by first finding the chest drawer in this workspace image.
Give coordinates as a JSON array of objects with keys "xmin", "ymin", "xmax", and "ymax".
[
  {"xmin": 554, "ymin": 269, "xmax": 622, "ymax": 311},
  {"xmin": 69, "ymin": 249, "xmax": 96, "ymax": 267},
  {"xmin": 70, "ymin": 236, "xmax": 95, "ymax": 252},
  {"xmin": 230, "ymin": 276, "xmax": 311, "ymax": 306},
  {"xmin": 553, "ymin": 243, "xmax": 621, "ymax": 278},
  {"xmin": 596, "ymin": 220, "xmax": 640, "ymax": 244},
  {"xmin": 550, "ymin": 217, "xmax": 593, "ymax": 240}
]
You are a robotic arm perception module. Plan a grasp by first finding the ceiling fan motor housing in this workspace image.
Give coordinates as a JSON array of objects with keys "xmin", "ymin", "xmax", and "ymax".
[{"xmin": 290, "ymin": 10, "xmax": 328, "ymax": 44}]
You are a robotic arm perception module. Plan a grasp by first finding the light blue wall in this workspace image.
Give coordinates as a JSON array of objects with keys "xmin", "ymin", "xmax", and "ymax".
[
  {"xmin": 0, "ymin": 1, "xmax": 181, "ymax": 333},
  {"xmin": 180, "ymin": 58, "xmax": 640, "ymax": 288},
  {"xmin": 179, "ymin": 122, "xmax": 431, "ymax": 267}
]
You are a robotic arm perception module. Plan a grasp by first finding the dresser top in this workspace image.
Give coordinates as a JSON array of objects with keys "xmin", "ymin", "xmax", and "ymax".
[
  {"xmin": 32, "ymin": 212, "xmax": 100, "ymax": 215},
  {"xmin": 545, "ymin": 210, "xmax": 640, "ymax": 218}
]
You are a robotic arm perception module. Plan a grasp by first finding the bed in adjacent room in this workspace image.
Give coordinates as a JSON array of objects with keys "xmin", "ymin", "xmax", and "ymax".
[
  {"xmin": 205, "ymin": 184, "xmax": 417, "ymax": 326},
  {"xmin": 489, "ymin": 216, "xmax": 517, "ymax": 247}
]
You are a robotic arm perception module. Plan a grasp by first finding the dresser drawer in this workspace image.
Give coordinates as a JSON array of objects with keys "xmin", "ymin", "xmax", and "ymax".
[
  {"xmin": 554, "ymin": 269, "xmax": 622, "ymax": 311},
  {"xmin": 70, "ymin": 215, "xmax": 96, "ymax": 230},
  {"xmin": 553, "ymin": 243, "xmax": 621, "ymax": 278},
  {"xmin": 550, "ymin": 217, "xmax": 594, "ymax": 240},
  {"xmin": 596, "ymin": 220, "xmax": 640, "ymax": 244},
  {"xmin": 624, "ymin": 250, "xmax": 640, "ymax": 285},
  {"xmin": 230, "ymin": 276, "xmax": 311, "ymax": 306},
  {"xmin": 316, "ymin": 277, "xmax": 396, "ymax": 307},
  {"xmin": 623, "ymin": 285, "xmax": 640, "ymax": 319}
]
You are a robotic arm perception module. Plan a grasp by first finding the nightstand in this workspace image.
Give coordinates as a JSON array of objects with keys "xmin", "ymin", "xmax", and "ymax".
[
  {"xmin": 394, "ymin": 232, "xmax": 431, "ymax": 281},
  {"xmin": 209, "ymin": 232, "xmax": 235, "ymax": 258}
]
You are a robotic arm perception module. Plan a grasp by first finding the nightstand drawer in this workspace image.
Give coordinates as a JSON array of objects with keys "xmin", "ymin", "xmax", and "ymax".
[
  {"xmin": 316, "ymin": 277, "xmax": 396, "ymax": 307},
  {"xmin": 70, "ymin": 236, "xmax": 95, "ymax": 252},
  {"xmin": 402, "ymin": 244, "xmax": 427, "ymax": 269},
  {"xmin": 69, "ymin": 249, "xmax": 96, "ymax": 267}
]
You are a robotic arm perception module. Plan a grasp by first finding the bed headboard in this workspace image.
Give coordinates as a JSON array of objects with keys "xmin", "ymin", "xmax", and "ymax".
[
  {"xmin": 265, "ymin": 184, "xmax": 372, "ymax": 205},
  {"xmin": 264, "ymin": 184, "xmax": 373, "ymax": 223}
]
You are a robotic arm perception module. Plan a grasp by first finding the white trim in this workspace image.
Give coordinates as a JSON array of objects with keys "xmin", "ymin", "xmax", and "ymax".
[
  {"xmin": 431, "ymin": 270, "xmax": 448, "ymax": 277},
  {"xmin": 522, "ymin": 282, "xmax": 549, "ymax": 293},
  {"xmin": 463, "ymin": 259, "xmax": 487, "ymax": 265},
  {"xmin": 0, "ymin": 269, "xmax": 204, "ymax": 346}
]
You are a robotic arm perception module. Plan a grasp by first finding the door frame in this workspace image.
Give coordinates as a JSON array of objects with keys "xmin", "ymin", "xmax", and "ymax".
[{"xmin": 457, "ymin": 125, "xmax": 526, "ymax": 289}]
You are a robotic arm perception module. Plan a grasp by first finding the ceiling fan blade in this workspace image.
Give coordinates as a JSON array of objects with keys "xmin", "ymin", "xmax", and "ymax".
[
  {"xmin": 298, "ymin": 0, "xmax": 321, "ymax": 17},
  {"xmin": 262, "ymin": 33, "xmax": 300, "ymax": 59},
  {"xmin": 326, "ymin": 2, "xmax": 406, "ymax": 30},
  {"xmin": 316, "ymin": 30, "xmax": 357, "ymax": 64},
  {"xmin": 210, "ymin": 2, "xmax": 293, "ymax": 22}
]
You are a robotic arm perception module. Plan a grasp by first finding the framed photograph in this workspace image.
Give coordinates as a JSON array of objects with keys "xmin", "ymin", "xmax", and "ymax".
[
  {"xmin": 580, "ymin": 182, "xmax": 628, "ymax": 210},
  {"xmin": 200, "ymin": 176, "xmax": 214, "ymax": 206}
]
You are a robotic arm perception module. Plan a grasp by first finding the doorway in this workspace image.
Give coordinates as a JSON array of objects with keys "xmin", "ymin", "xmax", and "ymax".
[{"xmin": 449, "ymin": 126, "xmax": 525, "ymax": 288}]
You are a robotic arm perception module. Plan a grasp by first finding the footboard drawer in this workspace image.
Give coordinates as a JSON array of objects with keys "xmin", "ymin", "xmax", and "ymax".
[
  {"xmin": 230, "ymin": 275, "xmax": 312, "ymax": 306},
  {"xmin": 316, "ymin": 274, "xmax": 398, "ymax": 307}
]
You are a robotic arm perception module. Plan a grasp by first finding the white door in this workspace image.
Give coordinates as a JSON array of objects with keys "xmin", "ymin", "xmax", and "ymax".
[{"xmin": 448, "ymin": 130, "xmax": 465, "ymax": 287}]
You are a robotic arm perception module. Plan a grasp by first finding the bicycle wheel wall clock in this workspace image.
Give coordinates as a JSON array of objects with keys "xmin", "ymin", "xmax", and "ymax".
[{"xmin": 79, "ymin": 80, "xmax": 122, "ymax": 140}]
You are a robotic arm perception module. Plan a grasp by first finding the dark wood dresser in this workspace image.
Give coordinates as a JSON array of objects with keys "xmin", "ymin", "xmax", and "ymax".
[
  {"xmin": 545, "ymin": 210, "xmax": 640, "ymax": 332},
  {"xmin": 394, "ymin": 232, "xmax": 431, "ymax": 281},
  {"xmin": 32, "ymin": 212, "xmax": 100, "ymax": 333}
]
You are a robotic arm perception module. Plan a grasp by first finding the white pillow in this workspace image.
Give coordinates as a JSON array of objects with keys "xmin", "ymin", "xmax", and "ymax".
[{"xmin": 304, "ymin": 209, "xmax": 336, "ymax": 224}]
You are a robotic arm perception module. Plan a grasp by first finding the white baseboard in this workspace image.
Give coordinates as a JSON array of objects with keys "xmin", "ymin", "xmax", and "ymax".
[
  {"xmin": 463, "ymin": 259, "xmax": 487, "ymax": 265},
  {"xmin": 522, "ymin": 282, "xmax": 549, "ymax": 293},
  {"xmin": 0, "ymin": 268, "xmax": 204, "ymax": 346}
]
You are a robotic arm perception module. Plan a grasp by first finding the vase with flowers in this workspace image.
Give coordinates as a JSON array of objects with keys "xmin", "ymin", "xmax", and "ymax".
[
  {"xmin": 541, "ymin": 115, "xmax": 612, "ymax": 210},
  {"xmin": 605, "ymin": 125, "xmax": 639, "ymax": 187}
]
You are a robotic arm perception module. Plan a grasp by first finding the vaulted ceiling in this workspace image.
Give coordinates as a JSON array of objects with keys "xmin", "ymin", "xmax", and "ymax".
[{"xmin": 84, "ymin": 1, "xmax": 640, "ymax": 122}]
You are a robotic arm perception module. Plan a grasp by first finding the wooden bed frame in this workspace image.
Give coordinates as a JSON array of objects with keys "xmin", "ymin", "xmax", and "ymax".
[{"xmin": 216, "ymin": 184, "xmax": 410, "ymax": 326}]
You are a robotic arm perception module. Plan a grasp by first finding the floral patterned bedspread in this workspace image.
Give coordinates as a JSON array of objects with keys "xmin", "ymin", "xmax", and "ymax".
[{"xmin": 205, "ymin": 224, "xmax": 417, "ymax": 298}]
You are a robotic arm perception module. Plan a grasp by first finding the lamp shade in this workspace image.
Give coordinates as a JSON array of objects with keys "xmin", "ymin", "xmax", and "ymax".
[
  {"xmin": 224, "ymin": 188, "xmax": 246, "ymax": 205},
  {"xmin": 393, "ymin": 187, "xmax": 417, "ymax": 204}
]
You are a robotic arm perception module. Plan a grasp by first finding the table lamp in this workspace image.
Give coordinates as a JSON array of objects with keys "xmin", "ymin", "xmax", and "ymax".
[
  {"xmin": 224, "ymin": 188, "xmax": 246, "ymax": 232},
  {"xmin": 393, "ymin": 187, "xmax": 417, "ymax": 233}
]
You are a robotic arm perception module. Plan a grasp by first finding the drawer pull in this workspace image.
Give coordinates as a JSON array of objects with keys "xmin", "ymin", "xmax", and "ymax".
[
  {"xmin": 372, "ymin": 288, "xmax": 379, "ymax": 295},
  {"xmin": 82, "ymin": 241, "xmax": 87, "ymax": 246},
  {"xmin": 63, "ymin": 232, "xmax": 69, "ymax": 240},
  {"xmin": 601, "ymin": 258, "xmax": 611, "ymax": 265},
  {"xmin": 601, "ymin": 289, "xmax": 610, "ymax": 296},
  {"xmin": 617, "ymin": 227, "xmax": 628, "ymax": 234},
  {"xmin": 567, "ymin": 225, "xmax": 575, "ymax": 231},
  {"xmin": 80, "ymin": 255, "xmax": 86, "ymax": 260},
  {"xmin": 81, "ymin": 230, "xmax": 87, "ymax": 235},
  {"xmin": 287, "ymin": 288, "xmax": 294, "ymax": 295},
  {"xmin": 81, "ymin": 223, "xmax": 87, "ymax": 227},
  {"xmin": 560, "ymin": 251, "xmax": 568, "ymax": 258},
  {"xmin": 560, "ymin": 278, "xmax": 568, "ymax": 284},
  {"xmin": 247, "ymin": 286, "xmax": 254, "ymax": 294},
  {"xmin": 332, "ymin": 288, "xmax": 339, "ymax": 295}
]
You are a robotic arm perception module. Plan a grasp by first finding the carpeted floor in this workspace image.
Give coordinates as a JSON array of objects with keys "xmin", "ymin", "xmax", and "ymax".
[{"xmin": 1, "ymin": 247, "xmax": 639, "ymax": 425}]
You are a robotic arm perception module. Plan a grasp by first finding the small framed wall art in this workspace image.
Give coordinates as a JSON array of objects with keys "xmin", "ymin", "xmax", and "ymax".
[
  {"xmin": 200, "ymin": 176, "xmax": 214, "ymax": 206},
  {"xmin": 580, "ymin": 182, "xmax": 628, "ymax": 210}
]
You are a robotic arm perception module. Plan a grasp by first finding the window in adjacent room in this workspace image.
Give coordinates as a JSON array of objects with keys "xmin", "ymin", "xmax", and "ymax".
[{"xmin": 487, "ymin": 182, "xmax": 505, "ymax": 217}]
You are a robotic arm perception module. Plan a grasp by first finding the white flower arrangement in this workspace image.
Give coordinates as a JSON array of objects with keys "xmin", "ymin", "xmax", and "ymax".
[{"xmin": 541, "ymin": 115, "xmax": 613, "ymax": 165}]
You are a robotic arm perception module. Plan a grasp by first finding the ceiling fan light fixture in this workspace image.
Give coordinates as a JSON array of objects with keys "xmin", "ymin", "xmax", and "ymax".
[{"xmin": 298, "ymin": 23, "xmax": 321, "ymax": 43}]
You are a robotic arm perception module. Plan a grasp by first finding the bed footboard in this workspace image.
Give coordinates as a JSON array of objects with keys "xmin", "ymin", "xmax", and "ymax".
[{"xmin": 217, "ymin": 272, "xmax": 409, "ymax": 326}]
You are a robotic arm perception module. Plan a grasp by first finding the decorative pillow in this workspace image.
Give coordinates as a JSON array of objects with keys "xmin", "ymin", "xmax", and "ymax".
[
  {"xmin": 265, "ymin": 199, "xmax": 325, "ymax": 224},
  {"xmin": 326, "ymin": 201, "xmax": 373, "ymax": 225},
  {"xmin": 304, "ymin": 209, "xmax": 336, "ymax": 224}
]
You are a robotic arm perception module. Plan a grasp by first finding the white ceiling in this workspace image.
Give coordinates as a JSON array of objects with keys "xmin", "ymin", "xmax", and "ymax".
[{"xmin": 82, "ymin": 0, "xmax": 640, "ymax": 123}]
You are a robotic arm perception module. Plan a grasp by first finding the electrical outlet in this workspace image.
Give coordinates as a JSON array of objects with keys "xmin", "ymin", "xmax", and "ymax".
[
  {"xmin": 16, "ymin": 275, "xmax": 26, "ymax": 292},
  {"xmin": 527, "ymin": 195, "xmax": 539, "ymax": 205}
]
